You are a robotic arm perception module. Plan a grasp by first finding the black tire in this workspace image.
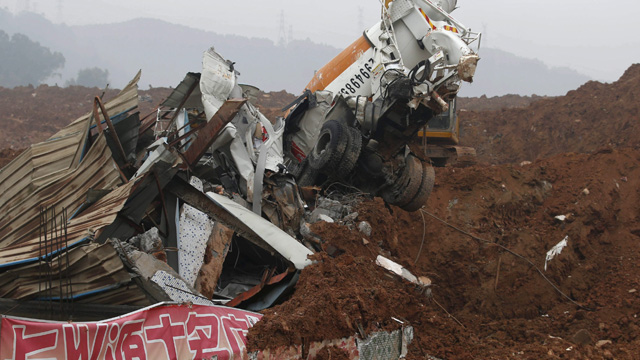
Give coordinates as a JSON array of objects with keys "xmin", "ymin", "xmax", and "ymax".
[
  {"xmin": 382, "ymin": 155, "xmax": 423, "ymax": 207},
  {"xmin": 308, "ymin": 120, "xmax": 349, "ymax": 171},
  {"xmin": 333, "ymin": 126, "xmax": 363, "ymax": 178},
  {"xmin": 402, "ymin": 164, "xmax": 435, "ymax": 212},
  {"xmin": 296, "ymin": 158, "xmax": 319, "ymax": 187}
]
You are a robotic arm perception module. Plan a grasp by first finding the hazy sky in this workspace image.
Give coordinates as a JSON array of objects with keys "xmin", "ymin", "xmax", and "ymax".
[{"xmin": 3, "ymin": 0, "xmax": 639, "ymax": 81}]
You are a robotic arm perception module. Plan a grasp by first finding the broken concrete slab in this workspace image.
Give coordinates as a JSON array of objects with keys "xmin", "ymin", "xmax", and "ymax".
[{"xmin": 128, "ymin": 227, "xmax": 163, "ymax": 253}]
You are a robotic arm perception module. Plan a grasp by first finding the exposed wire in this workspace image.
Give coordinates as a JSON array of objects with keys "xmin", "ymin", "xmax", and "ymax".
[
  {"xmin": 164, "ymin": 284, "xmax": 219, "ymax": 303},
  {"xmin": 414, "ymin": 209, "xmax": 427, "ymax": 264},
  {"xmin": 419, "ymin": 209, "xmax": 593, "ymax": 311},
  {"xmin": 432, "ymin": 297, "xmax": 465, "ymax": 328}
]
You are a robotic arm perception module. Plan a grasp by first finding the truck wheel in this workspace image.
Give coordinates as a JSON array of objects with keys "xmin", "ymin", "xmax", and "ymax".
[
  {"xmin": 308, "ymin": 120, "xmax": 349, "ymax": 171},
  {"xmin": 382, "ymin": 155, "xmax": 423, "ymax": 208},
  {"xmin": 401, "ymin": 164, "xmax": 435, "ymax": 212},
  {"xmin": 333, "ymin": 126, "xmax": 363, "ymax": 179},
  {"xmin": 296, "ymin": 158, "xmax": 319, "ymax": 187}
]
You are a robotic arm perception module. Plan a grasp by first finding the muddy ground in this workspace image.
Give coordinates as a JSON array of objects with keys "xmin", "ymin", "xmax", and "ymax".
[
  {"xmin": 2, "ymin": 65, "xmax": 639, "ymax": 359},
  {"xmin": 249, "ymin": 146, "xmax": 640, "ymax": 359}
]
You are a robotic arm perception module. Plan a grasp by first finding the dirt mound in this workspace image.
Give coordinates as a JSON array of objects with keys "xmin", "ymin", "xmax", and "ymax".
[
  {"xmin": 0, "ymin": 85, "xmax": 171, "ymax": 149},
  {"xmin": 252, "ymin": 90, "xmax": 297, "ymax": 121},
  {"xmin": 458, "ymin": 94, "xmax": 547, "ymax": 112},
  {"xmin": 460, "ymin": 64, "xmax": 640, "ymax": 164},
  {"xmin": 248, "ymin": 147, "xmax": 640, "ymax": 359}
]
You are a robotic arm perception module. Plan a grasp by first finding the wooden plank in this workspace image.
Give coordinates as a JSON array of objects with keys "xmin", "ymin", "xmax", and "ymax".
[{"xmin": 182, "ymin": 98, "xmax": 246, "ymax": 166}]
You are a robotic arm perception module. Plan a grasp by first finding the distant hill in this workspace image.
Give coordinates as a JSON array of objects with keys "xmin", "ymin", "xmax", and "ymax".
[
  {"xmin": 0, "ymin": 9, "xmax": 339, "ymax": 92},
  {"xmin": 0, "ymin": 9, "xmax": 592, "ymax": 96},
  {"xmin": 460, "ymin": 48, "xmax": 592, "ymax": 97}
]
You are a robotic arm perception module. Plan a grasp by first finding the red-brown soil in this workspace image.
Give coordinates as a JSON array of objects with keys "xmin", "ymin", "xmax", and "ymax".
[
  {"xmin": 0, "ymin": 85, "xmax": 172, "ymax": 149},
  {"xmin": 458, "ymin": 94, "xmax": 547, "ymax": 112},
  {"xmin": 460, "ymin": 64, "xmax": 640, "ymax": 165},
  {"xmin": 249, "ymin": 147, "xmax": 640, "ymax": 359}
]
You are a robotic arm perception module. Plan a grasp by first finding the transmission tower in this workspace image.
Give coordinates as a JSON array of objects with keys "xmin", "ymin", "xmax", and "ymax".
[{"xmin": 278, "ymin": 10, "xmax": 287, "ymax": 47}]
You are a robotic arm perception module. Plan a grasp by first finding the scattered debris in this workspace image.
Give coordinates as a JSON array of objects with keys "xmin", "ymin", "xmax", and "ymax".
[
  {"xmin": 376, "ymin": 255, "xmax": 432, "ymax": 292},
  {"xmin": 358, "ymin": 221, "xmax": 373, "ymax": 237},
  {"xmin": 596, "ymin": 340, "xmax": 613, "ymax": 348},
  {"xmin": 545, "ymin": 236, "xmax": 569, "ymax": 271},
  {"xmin": 554, "ymin": 214, "xmax": 567, "ymax": 222}
]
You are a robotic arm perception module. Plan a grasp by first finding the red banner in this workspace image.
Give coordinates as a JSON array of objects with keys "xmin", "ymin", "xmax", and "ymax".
[{"xmin": 0, "ymin": 303, "xmax": 262, "ymax": 360}]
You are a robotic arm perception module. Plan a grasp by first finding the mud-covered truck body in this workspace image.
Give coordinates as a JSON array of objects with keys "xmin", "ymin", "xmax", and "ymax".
[{"xmin": 283, "ymin": 0, "xmax": 480, "ymax": 211}]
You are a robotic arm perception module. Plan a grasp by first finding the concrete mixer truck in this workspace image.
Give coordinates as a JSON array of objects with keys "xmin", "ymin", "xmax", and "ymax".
[{"xmin": 283, "ymin": 0, "xmax": 480, "ymax": 211}]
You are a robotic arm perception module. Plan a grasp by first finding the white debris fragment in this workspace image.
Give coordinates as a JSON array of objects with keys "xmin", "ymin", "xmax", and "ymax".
[
  {"xmin": 545, "ymin": 236, "xmax": 569, "ymax": 271},
  {"xmin": 554, "ymin": 215, "xmax": 567, "ymax": 222},
  {"xmin": 358, "ymin": 221, "xmax": 372, "ymax": 236},
  {"xmin": 318, "ymin": 214, "xmax": 334, "ymax": 223},
  {"xmin": 629, "ymin": 289, "xmax": 637, "ymax": 294},
  {"xmin": 596, "ymin": 340, "xmax": 612, "ymax": 348},
  {"xmin": 375, "ymin": 255, "xmax": 431, "ymax": 288},
  {"xmin": 582, "ymin": 188, "xmax": 590, "ymax": 195}
]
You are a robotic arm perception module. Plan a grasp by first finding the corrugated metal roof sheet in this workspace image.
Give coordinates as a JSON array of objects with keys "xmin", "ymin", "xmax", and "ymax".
[
  {"xmin": 0, "ymin": 242, "xmax": 132, "ymax": 300},
  {"xmin": 161, "ymin": 72, "xmax": 203, "ymax": 110},
  {"xmin": 0, "ymin": 173, "xmax": 138, "ymax": 267},
  {"xmin": 0, "ymin": 73, "xmax": 141, "ymax": 253},
  {"xmin": 0, "ymin": 71, "xmax": 141, "ymax": 212}
]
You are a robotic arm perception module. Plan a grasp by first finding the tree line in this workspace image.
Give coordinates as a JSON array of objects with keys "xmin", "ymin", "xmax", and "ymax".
[{"xmin": 0, "ymin": 30, "xmax": 109, "ymax": 88}]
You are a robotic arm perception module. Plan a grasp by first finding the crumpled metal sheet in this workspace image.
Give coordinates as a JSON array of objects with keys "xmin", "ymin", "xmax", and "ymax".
[
  {"xmin": 357, "ymin": 326, "xmax": 414, "ymax": 359},
  {"xmin": 200, "ymin": 47, "xmax": 237, "ymax": 121},
  {"xmin": 206, "ymin": 192, "xmax": 313, "ymax": 270},
  {"xmin": 248, "ymin": 326, "xmax": 414, "ymax": 359}
]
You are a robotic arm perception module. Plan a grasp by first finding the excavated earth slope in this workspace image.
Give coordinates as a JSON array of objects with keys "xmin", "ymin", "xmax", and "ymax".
[
  {"xmin": 249, "ymin": 147, "xmax": 640, "ymax": 358},
  {"xmin": 460, "ymin": 64, "xmax": 640, "ymax": 165}
]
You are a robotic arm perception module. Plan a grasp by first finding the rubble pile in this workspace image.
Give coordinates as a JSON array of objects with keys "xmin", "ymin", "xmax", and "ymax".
[
  {"xmin": 1, "ymin": 62, "xmax": 640, "ymax": 358},
  {"xmin": 0, "ymin": 70, "xmax": 312, "ymax": 315}
]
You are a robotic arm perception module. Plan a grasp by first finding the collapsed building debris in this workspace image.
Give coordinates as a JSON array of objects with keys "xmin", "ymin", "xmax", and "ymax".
[{"xmin": 0, "ymin": 0, "xmax": 483, "ymax": 358}]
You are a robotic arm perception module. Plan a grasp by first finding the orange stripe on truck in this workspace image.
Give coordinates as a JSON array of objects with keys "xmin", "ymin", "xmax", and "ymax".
[{"xmin": 305, "ymin": 36, "xmax": 372, "ymax": 93}]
